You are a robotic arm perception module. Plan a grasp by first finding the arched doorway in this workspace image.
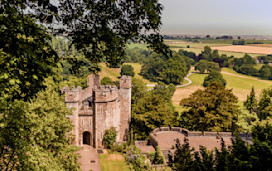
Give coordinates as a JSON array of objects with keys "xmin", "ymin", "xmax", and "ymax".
[{"xmin": 83, "ymin": 132, "xmax": 91, "ymax": 145}]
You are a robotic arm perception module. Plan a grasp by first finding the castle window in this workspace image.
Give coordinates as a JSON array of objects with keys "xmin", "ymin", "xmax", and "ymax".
[
  {"xmin": 88, "ymin": 101, "xmax": 92, "ymax": 107},
  {"xmin": 90, "ymin": 119, "xmax": 92, "ymax": 126},
  {"xmin": 82, "ymin": 118, "xmax": 84, "ymax": 126},
  {"xmin": 100, "ymin": 106, "xmax": 103, "ymax": 115}
]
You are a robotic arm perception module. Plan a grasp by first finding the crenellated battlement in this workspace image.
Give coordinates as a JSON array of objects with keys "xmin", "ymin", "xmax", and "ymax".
[
  {"xmin": 61, "ymin": 85, "xmax": 83, "ymax": 102},
  {"xmin": 120, "ymin": 75, "xmax": 132, "ymax": 89},
  {"xmin": 93, "ymin": 85, "xmax": 118, "ymax": 102}
]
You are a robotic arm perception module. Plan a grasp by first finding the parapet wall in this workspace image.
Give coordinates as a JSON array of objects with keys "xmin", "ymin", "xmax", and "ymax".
[
  {"xmin": 149, "ymin": 127, "xmax": 252, "ymax": 148},
  {"xmin": 93, "ymin": 85, "xmax": 118, "ymax": 102}
]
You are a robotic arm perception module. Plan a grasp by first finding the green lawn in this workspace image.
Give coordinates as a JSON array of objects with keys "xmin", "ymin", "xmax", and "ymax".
[
  {"xmin": 187, "ymin": 68, "xmax": 272, "ymax": 101},
  {"xmin": 99, "ymin": 154, "xmax": 130, "ymax": 171}
]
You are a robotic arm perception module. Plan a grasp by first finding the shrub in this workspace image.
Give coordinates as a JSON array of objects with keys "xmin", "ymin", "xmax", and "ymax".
[
  {"xmin": 101, "ymin": 76, "xmax": 113, "ymax": 85},
  {"xmin": 125, "ymin": 146, "xmax": 150, "ymax": 170},
  {"xmin": 148, "ymin": 146, "xmax": 165, "ymax": 164},
  {"xmin": 121, "ymin": 64, "xmax": 135, "ymax": 77},
  {"xmin": 103, "ymin": 127, "xmax": 117, "ymax": 148}
]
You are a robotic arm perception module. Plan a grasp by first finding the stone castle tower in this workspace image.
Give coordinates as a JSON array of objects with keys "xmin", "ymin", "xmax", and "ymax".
[{"xmin": 61, "ymin": 74, "xmax": 131, "ymax": 148}]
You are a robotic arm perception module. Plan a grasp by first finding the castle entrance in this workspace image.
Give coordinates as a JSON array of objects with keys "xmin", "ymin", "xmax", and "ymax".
[{"xmin": 83, "ymin": 132, "xmax": 91, "ymax": 145}]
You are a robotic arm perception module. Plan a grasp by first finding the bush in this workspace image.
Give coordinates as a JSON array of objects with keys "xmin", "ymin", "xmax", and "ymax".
[
  {"xmin": 147, "ymin": 146, "xmax": 166, "ymax": 164},
  {"xmin": 103, "ymin": 127, "xmax": 117, "ymax": 148},
  {"xmin": 125, "ymin": 146, "xmax": 150, "ymax": 170},
  {"xmin": 121, "ymin": 64, "xmax": 135, "ymax": 77},
  {"xmin": 101, "ymin": 76, "xmax": 113, "ymax": 85}
]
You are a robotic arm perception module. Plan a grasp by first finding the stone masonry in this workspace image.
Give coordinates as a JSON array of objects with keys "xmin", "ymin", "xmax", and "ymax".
[{"xmin": 61, "ymin": 74, "xmax": 131, "ymax": 148}]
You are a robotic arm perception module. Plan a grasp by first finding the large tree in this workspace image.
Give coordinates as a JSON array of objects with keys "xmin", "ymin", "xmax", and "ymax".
[
  {"xmin": 180, "ymin": 82, "xmax": 240, "ymax": 132},
  {"xmin": 0, "ymin": 83, "xmax": 80, "ymax": 170}
]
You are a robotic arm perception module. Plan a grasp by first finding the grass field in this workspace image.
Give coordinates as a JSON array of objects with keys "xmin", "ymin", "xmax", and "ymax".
[
  {"xmin": 99, "ymin": 153, "xmax": 130, "ymax": 171},
  {"xmin": 172, "ymin": 68, "xmax": 272, "ymax": 106},
  {"xmin": 166, "ymin": 40, "xmax": 263, "ymax": 58},
  {"xmin": 99, "ymin": 63, "xmax": 155, "ymax": 84}
]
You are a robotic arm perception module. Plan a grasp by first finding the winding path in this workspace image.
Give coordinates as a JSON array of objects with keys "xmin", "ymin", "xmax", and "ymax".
[{"xmin": 146, "ymin": 72, "xmax": 194, "ymax": 88}]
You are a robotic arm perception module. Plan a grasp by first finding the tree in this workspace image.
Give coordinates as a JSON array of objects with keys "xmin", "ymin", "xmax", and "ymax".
[
  {"xmin": 259, "ymin": 65, "xmax": 272, "ymax": 80},
  {"xmin": 131, "ymin": 78, "xmax": 147, "ymax": 105},
  {"xmin": 0, "ymin": 83, "xmax": 80, "ymax": 170},
  {"xmin": 120, "ymin": 64, "xmax": 135, "ymax": 77},
  {"xmin": 180, "ymin": 82, "xmax": 240, "ymax": 132},
  {"xmin": 103, "ymin": 127, "xmax": 117, "ymax": 148},
  {"xmin": 258, "ymin": 87, "xmax": 272, "ymax": 120},
  {"xmin": 244, "ymin": 87, "xmax": 258, "ymax": 113},
  {"xmin": 203, "ymin": 70, "xmax": 226, "ymax": 87},
  {"xmin": 101, "ymin": 76, "xmax": 114, "ymax": 85},
  {"xmin": 132, "ymin": 92, "xmax": 176, "ymax": 139}
]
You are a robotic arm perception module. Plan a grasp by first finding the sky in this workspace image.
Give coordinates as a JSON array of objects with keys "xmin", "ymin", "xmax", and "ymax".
[{"xmin": 159, "ymin": 0, "xmax": 272, "ymax": 35}]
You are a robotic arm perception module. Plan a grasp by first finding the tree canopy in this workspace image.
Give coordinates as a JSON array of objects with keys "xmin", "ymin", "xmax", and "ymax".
[
  {"xmin": 203, "ymin": 70, "xmax": 226, "ymax": 87},
  {"xmin": 120, "ymin": 64, "xmax": 135, "ymax": 77},
  {"xmin": 180, "ymin": 82, "xmax": 240, "ymax": 132}
]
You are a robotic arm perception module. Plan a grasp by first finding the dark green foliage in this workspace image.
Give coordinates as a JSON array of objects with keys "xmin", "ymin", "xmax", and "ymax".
[
  {"xmin": 131, "ymin": 92, "xmax": 176, "ymax": 140},
  {"xmin": 168, "ymin": 138, "xmax": 194, "ymax": 170},
  {"xmin": 203, "ymin": 70, "xmax": 226, "ymax": 87},
  {"xmin": 233, "ymin": 40, "xmax": 245, "ymax": 45},
  {"xmin": 121, "ymin": 64, "xmax": 135, "ymax": 77},
  {"xmin": 131, "ymin": 78, "xmax": 148, "ymax": 105},
  {"xmin": 244, "ymin": 87, "xmax": 258, "ymax": 113},
  {"xmin": 195, "ymin": 60, "xmax": 220, "ymax": 74},
  {"xmin": 259, "ymin": 65, "xmax": 272, "ymax": 80},
  {"xmin": 258, "ymin": 87, "xmax": 272, "ymax": 120},
  {"xmin": 0, "ymin": 16, "xmax": 58, "ymax": 101},
  {"xmin": 180, "ymin": 82, "xmax": 240, "ymax": 132},
  {"xmin": 0, "ymin": 84, "xmax": 80, "ymax": 170},
  {"xmin": 153, "ymin": 82, "xmax": 176, "ymax": 103},
  {"xmin": 101, "ymin": 77, "xmax": 114, "ymax": 85},
  {"xmin": 140, "ymin": 53, "xmax": 187, "ymax": 84},
  {"xmin": 148, "ymin": 146, "xmax": 165, "ymax": 164},
  {"xmin": 169, "ymin": 123, "xmax": 272, "ymax": 170},
  {"xmin": 103, "ymin": 127, "xmax": 117, "ymax": 149},
  {"xmin": 124, "ymin": 47, "xmax": 152, "ymax": 63}
]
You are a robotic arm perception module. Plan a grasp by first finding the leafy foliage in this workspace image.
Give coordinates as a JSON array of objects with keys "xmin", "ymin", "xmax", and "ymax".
[
  {"xmin": 258, "ymin": 87, "xmax": 272, "ymax": 120},
  {"xmin": 195, "ymin": 60, "xmax": 220, "ymax": 74},
  {"xmin": 140, "ymin": 53, "xmax": 187, "ymax": 84},
  {"xmin": 103, "ymin": 127, "xmax": 117, "ymax": 149},
  {"xmin": 121, "ymin": 64, "xmax": 135, "ymax": 77},
  {"xmin": 203, "ymin": 70, "xmax": 226, "ymax": 87},
  {"xmin": 101, "ymin": 76, "xmax": 114, "ymax": 85},
  {"xmin": 0, "ymin": 84, "xmax": 80, "ymax": 170},
  {"xmin": 125, "ymin": 146, "xmax": 150, "ymax": 170},
  {"xmin": 169, "ymin": 123, "xmax": 272, "ymax": 170},
  {"xmin": 180, "ymin": 82, "xmax": 240, "ymax": 132}
]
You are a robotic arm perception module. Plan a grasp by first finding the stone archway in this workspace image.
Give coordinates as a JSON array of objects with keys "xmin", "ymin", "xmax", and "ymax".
[{"xmin": 83, "ymin": 132, "xmax": 91, "ymax": 145}]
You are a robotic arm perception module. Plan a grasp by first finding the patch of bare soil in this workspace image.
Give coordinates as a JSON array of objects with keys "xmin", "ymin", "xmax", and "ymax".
[
  {"xmin": 106, "ymin": 154, "xmax": 125, "ymax": 161},
  {"xmin": 211, "ymin": 45, "xmax": 272, "ymax": 54}
]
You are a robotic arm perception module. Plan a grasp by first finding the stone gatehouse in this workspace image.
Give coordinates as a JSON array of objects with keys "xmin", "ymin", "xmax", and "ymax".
[{"xmin": 61, "ymin": 74, "xmax": 131, "ymax": 148}]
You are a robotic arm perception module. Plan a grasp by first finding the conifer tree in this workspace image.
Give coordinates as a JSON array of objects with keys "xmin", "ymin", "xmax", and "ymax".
[{"xmin": 244, "ymin": 86, "xmax": 258, "ymax": 113}]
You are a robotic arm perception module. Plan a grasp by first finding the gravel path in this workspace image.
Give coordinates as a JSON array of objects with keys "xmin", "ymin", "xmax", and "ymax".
[{"xmin": 146, "ymin": 72, "xmax": 194, "ymax": 88}]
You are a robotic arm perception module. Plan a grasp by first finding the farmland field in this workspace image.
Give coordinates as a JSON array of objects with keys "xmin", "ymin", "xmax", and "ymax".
[
  {"xmin": 211, "ymin": 45, "xmax": 272, "ymax": 55},
  {"xmin": 172, "ymin": 68, "xmax": 272, "ymax": 105}
]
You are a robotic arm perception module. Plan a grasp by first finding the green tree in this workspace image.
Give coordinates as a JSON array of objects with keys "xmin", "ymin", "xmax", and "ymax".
[
  {"xmin": 132, "ymin": 92, "xmax": 176, "ymax": 139},
  {"xmin": 244, "ymin": 87, "xmax": 258, "ymax": 113},
  {"xmin": 258, "ymin": 87, "xmax": 272, "ymax": 120},
  {"xmin": 0, "ymin": 83, "xmax": 80, "ymax": 170},
  {"xmin": 131, "ymin": 78, "xmax": 147, "ymax": 105},
  {"xmin": 203, "ymin": 70, "xmax": 226, "ymax": 87},
  {"xmin": 120, "ymin": 64, "xmax": 135, "ymax": 77},
  {"xmin": 101, "ymin": 77, "xmax": 114, "ymax": 85},
  {"xmin": 259, "ymin": 65, "xmax": 272, "ymax": 80},
  {"xmin": 180, "ymin": 82, "xmax": 240, "ymax": 132},
  {"xmin": 160, "ymin": 54, "xmax": 187, "ymax": 84},
  {"xmin": 103, "ymin": 127, "xmax": 117, "ymax": 149}
]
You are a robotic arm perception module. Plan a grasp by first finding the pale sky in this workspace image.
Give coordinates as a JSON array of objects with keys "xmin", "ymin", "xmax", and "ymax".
[{"xmin": 159, "ymin": 0, "xmax": 272, "ymax": 35}]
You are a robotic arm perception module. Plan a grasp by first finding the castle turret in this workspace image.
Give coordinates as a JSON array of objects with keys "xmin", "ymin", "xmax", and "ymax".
[{"xmin": 119, "ymin": 75, "xmax": 132, "ymax": 141}]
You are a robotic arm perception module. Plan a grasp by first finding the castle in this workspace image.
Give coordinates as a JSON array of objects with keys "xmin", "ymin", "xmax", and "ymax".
[{"xmin": 61, "ymin": 74, "xmax": 131, "ymax": 148}]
